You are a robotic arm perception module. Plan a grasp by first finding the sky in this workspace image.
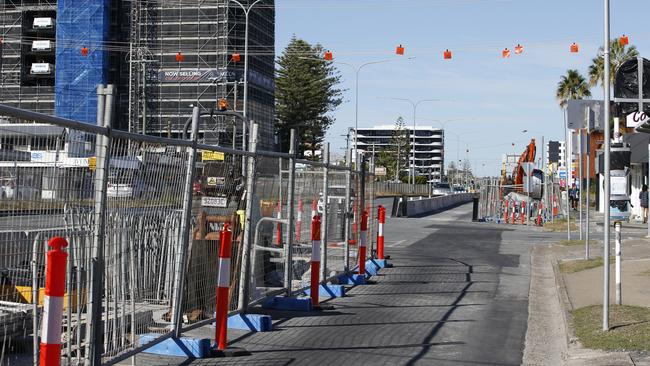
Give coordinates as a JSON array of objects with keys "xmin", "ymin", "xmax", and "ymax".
[{"xmin": 275, "ymin": 0, "xmax": 650, "ymax": 177}]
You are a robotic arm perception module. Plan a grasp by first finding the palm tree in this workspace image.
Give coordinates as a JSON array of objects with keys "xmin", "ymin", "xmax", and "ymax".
[
  {"xmin": 556, "ymin": 69, "xmax": 592, "ymax": 109},
  {"xmin": 588, "ymin": 40, "xmax": 639, "ymax": 88}
]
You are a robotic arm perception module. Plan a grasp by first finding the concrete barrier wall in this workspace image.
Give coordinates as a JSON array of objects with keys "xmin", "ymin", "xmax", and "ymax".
[{"xmin": 403, "ymin": 193, "xmax": 475, "ymax": 217}]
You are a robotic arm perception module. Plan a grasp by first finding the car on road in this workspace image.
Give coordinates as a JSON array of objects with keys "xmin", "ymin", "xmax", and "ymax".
[
  {"xmin": 453, "ymin": 186, "xmax": 466, "ymax": 194},
  {"xmin": 432, "ymin": 182, "xmax": 452, "ymax": 196}
]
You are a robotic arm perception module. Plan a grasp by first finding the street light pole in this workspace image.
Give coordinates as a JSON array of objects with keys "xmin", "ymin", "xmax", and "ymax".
[
  {"xmin": 384, "ymin": 98, "xmax": 440, "ymax": 187},
  {"xmin": 231, "ymin": 0, "xmax": 264, "ymax": 120},
  {"xmin": 602, "ymin": 0, "xmax": 612, "ymax": 332}
]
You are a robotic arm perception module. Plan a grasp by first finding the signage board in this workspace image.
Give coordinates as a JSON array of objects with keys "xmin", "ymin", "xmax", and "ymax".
[
  {"xmin": 201, "ymin": 196, "xmax": 228, "ymax": 208},
  {"xmin": 627, "ymin": 111, "xmax": 650, "ymax": 128},
  {"xmin": 89, "ymin": 157, "xmax": 96, "ymax": 171},
  {"xmin": 202, "ymin": 151, "xmax": 225, "ymax": 161},
  {"xmin": 375, "ymin": 166, "xmax": 387, "ymax": 176},
  {"xmin": 558, "ymin": 168, "xmax": 567, "ymax": 179}
]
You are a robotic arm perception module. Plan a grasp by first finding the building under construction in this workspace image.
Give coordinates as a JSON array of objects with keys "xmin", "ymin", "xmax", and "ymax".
[{"xmin": 0, "ymin": 0, "xmax": 276, "ymax": 149}]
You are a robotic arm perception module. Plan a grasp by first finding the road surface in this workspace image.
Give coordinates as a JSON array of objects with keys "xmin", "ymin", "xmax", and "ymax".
[{"xmin": 132, "ymin": 202, "xmax": 562, "ymax": 365}]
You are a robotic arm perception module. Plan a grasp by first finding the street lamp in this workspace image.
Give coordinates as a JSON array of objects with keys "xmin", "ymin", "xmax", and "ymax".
[
  {"xmin": 230, "ymin": 0, "xmax": 265, "ymax": 119},
  {"xmin": 300, "ymin": 57, "xmax": 393, "ymax": 162},
  {"xmin": 381, "ymin": 98, "xmax": 442, "ymax": 187}
]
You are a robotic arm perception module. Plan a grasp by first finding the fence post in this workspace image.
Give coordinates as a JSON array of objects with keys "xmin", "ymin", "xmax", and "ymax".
[
  {"xmin": 310, "ymin": 216, "xmax": 322, "ymax": 307},
  {"xmin": 344, "ymin": 149, "xmax": 352, "ymax": 272},
  {"xmin": 238, "ymin": 123, "xmax": 259, "ymax": 312},
  {"xmin": 171, "ymin": 106, "xmax": 200, "ymax": 336},
  {"xmin": 87, "ymin": 84, "xmax": 111, "ymax": 366},
  {"xmin": 284, "ymin": 129, "xmax": 296, "ymax": 296},
  {"xmin": 296, "ymin": 199, "xmax": 303, "ymax": 242},
  {"xmin": 320, "ymin": 143, "xmax": 330, "ymax": 282},
  {"xmin": 40, "ymin": 237, "xmax": 68, "ymax": 366},
  {"xmin": 215, "ymin": 224, "xmax": 233, "ymax": 350}
]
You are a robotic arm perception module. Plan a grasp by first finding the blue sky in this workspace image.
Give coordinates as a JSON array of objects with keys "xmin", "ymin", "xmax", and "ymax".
[{"xmin": 275, "ymin": 0, "xmax": 650, "ymax": 176}]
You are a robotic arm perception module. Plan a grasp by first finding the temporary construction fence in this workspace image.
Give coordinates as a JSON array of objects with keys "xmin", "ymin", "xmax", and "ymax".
[
  {"xmin": 0, "ymin": 89, "xmax": 377, "ymax": 365},
  {"xmin": 477, "ymin": 178, "xmax": 563, "ymax": 225}
]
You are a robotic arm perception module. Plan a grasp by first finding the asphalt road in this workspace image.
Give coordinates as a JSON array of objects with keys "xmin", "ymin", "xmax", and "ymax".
[{"xmin": 131, "ymin": 203, "xmax": 561, "ymax": 366}]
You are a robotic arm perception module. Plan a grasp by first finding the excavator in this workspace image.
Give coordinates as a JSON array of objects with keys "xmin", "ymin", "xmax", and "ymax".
[{"xmin": 501, "ymin": 139, "xmax": 543, "ymax": 200}]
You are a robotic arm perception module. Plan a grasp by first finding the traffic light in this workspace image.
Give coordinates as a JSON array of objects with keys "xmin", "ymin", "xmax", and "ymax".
[{"xmin": 217, "ymin": 98, "xmax": 229, "ymax": 111}]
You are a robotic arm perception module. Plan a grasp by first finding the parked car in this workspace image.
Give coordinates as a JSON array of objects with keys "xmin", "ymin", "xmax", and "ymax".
[
  {"xmin": 432, "ymin": 182, "xmax": 452, "ymax": 196},
  {"xmin": 453, "ymin": 186, "xmax": 466, "ymax": 194}
]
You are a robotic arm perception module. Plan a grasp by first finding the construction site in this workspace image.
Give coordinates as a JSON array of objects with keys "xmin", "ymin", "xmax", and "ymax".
[{"xmin": 0, "ymin": 0, "xmax": 276, "ymax": 149}]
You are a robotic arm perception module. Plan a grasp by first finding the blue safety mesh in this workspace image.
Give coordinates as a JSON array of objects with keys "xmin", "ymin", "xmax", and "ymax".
[{"xmin": 54, "ymin": 0, "xmax": 109, "ymax": 124}]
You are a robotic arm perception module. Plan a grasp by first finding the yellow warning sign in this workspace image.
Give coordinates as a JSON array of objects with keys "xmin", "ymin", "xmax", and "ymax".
[
  {"xmin": 89, "ymin": 157, "xmax": 97, "ymax": 171},
  {"xmin": 202, "ymin": 151, "xmax": 225, "ymax": 161}
]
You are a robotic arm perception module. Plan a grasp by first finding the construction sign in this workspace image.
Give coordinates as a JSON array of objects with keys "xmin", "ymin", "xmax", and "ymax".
[
  {"xmin": 202, "ymin": 151, "xmax": 225, "ymax": 161},
  {"xmin": 89, "ymin": 157, "xmax": 96, "ymax": 171}
]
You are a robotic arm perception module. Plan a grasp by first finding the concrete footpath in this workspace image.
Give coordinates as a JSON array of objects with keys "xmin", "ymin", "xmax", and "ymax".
[
  {"xmin": 524, "ymin": 213, "xmax": 650, "ymax": 365},
  {"xmin": 129, "ymin": 203, "xmax": 557, "ymax": 365}
]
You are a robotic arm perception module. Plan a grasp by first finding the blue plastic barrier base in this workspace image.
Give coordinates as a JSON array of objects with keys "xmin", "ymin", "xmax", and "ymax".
[
  {"xmin": 304, "ymin": 284, "xmax": 346, "ymax": 298},
  {"xmin": 374, "ymin": 259, "xmax": 390, "ymax": 268},
  {"xmin": 140, "ymin": 334, "xmax": 211, "ymax": 358},
  {"xmin": 262, "ymin": 296, "xmax": 313, "ymax": 311},
  {"xmin": 366, "ymin": 260, "xmax": 381, "ymax": 276},
  {"xmin": 338, "ymin": 273, "xmax": 367, "ymax": 285},
  {"xmin": 227, "ymin": 313, "xmax": 273, "ymax": 332}
]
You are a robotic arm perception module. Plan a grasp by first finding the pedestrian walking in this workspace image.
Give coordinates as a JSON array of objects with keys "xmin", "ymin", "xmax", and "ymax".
[
  {"xmin": 640, "ymin": 184, "xmax": 649, "ymax": 224},
  {"xmin": 569, "ymin": 183, "xmax": 579, "ymax": 211}
]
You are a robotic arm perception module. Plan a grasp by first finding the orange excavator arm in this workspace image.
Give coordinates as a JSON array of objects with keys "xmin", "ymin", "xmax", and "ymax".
[{"xmin": 513, "ymin": 139, "xmax": 536, "ymax": 186}]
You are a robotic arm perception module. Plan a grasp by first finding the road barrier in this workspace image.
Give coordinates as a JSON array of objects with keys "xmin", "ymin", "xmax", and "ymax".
[
  {"xmin": 215, "ymin": 224, "xmax": 232, "ymax": 351},
  {"xmin": 0, "ymin": 99, "xmax": 379, "ymax": 365},
  {"xmin": 310, "ymin": 215, "xmax": 321, "ymax": 307},
  {"xmin": 377, "ymin": 206, "xmax": 385, "ymax": 260},
  {"xmin": 40, "ymin": 237, "xmax": 68, "ymax": 366},
  {"xmin": 396, "ymin": 194, "xmax": 475, "ymax": 217}
]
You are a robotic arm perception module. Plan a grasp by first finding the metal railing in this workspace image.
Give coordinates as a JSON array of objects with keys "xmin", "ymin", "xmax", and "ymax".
[{"xmin": 0, "ymin": 89, "xmax": 376, "ymax": 365}]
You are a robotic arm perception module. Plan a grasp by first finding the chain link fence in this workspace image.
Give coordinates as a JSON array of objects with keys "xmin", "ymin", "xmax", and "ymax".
[{"xmin": 0, "ymin": 95, "xmax": 377, "ymax": 365}]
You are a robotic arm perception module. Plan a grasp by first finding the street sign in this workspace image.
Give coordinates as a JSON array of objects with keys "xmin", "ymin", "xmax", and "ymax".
[
  {"xmin": 626, "ymin": 111, "xmax": 650, "ymax": 128},
  {"xmin": 558, "ymin": 167, "xmax": 567, "ymax": 179},
  {"xmin": 201, "ymin": 196, "xmax": 228, "ymax": 208},
  {"xmin": 375, "ymin": 166, "xmax": 387, "ymax": 176}
]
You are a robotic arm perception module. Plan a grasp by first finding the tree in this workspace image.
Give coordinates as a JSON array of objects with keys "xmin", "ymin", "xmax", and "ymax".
[
  {"xmin": 275, "ymin": 36, "xmax": 343, "ymax": 156},
  {"xmin": 376, "ymin": 116, "xmax": 410, "ymax": 181},
  {"xmin": 588, "ymin": 40, "xmax": 639, "ymax": 89},
  {"xmin": 556, "ymin": 69, "xmax": 592, "ymax": 109}
]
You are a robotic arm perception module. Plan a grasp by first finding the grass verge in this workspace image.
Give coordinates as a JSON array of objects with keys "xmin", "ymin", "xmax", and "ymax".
[
  {"xmin": 559, "ymin": 257, "xmax": 613, "ymax": 274},
  {"xmin": 544, "ymin": 218, "xmax": 578, "ymax": 232},
  {"xmin": 573, "ymin": 305, "xmax": 650, "ymax": 351},
  {"xmin": 558, "ymin": 239, "xmax": 599, "ymax": 247}
]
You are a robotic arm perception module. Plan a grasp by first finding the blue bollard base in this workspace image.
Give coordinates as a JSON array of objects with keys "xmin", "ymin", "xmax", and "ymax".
[
  {"xmin": 374, "ymin": 259, "xmax": 390, "ymax": 268},
  {"xmin": 227, "ymin": 313, "xmax": 273, "ymax": 332},
  {"xmin": 140, "ymin": 334, "xmax": 211, "ymax": 358},
  {"xmin": 304, "ymin": 284, "xmax": 346, "ymax": 298},
  {"xmin": 337, "ymin": 273, "xmax": 367, "ymax": 285},
  {"xmin": 262, "ymin": 296, "xmax": 312, "ymax": 311},
  {"xmin": 366, "ymin": 259, "xmax": 381, "ymax": 276}
]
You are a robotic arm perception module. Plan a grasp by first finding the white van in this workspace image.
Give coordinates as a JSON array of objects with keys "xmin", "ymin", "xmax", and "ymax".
[
  {"xmin": 30, "ymin": 63, "xmax": 53, "ymax": 75},
  {"xmin": 31, "ymin": 40, "xmax": 52, "ymax": 52},
  {"xmin": 33, "ymin": 18, "xmax": 54, "ymax": 30}
]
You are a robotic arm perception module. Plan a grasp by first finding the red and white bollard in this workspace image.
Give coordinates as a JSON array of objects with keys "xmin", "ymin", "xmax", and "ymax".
[
  {"xmin": 311, "ymin": 199, "xmax": 317, "ymax": 221},
  {"xmin": 40, "ymin": 237, "xmax": 68, "ymax": 366},
  {"xmin": 504, "ymin": 201, "xmax": 509, "ymax": 223},
  {"xmin": 537, "ymin": 202, "xmax": 543, "ymax": 226},
  {"xmin": 275, "ymin": 201, "xmax": 282, "ymax": 246},
  {"xmin": 215, "ymin": 224, "xmax": 232, "ymax": 351},
  {"xmin": 359, "ymin": 211, "xmax": 368, "ymax": 275},
  {"xmin": 296, "ymin": 199, "xmax": 303, "ymax": 242},
  {"xmin": 521, "ymin": 201, "xmax": 525, "ymax": 225},
  {"xmin": 310, "ymin": 215, "xmax": 322, "ymax": 307},
  {"xmin": 377, "ymin": 206, "xmax": 386, "ymax": 260}
]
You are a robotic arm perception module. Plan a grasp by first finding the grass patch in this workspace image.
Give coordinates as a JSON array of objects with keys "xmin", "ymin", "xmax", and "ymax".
[
  {"xmin": 573, "ymin": 305, "xmax": 650, "ymax": 351},
  {"xmin": 544, "ymin": 218, "xmax": 578, "ymax": 232},
  {"xmin": 559, "ymin": 257, "xmax": 613, "ymax": 274},
  {"xmin": 558, "ymin": 239, "xmax": 599, "ymax": 247}
]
